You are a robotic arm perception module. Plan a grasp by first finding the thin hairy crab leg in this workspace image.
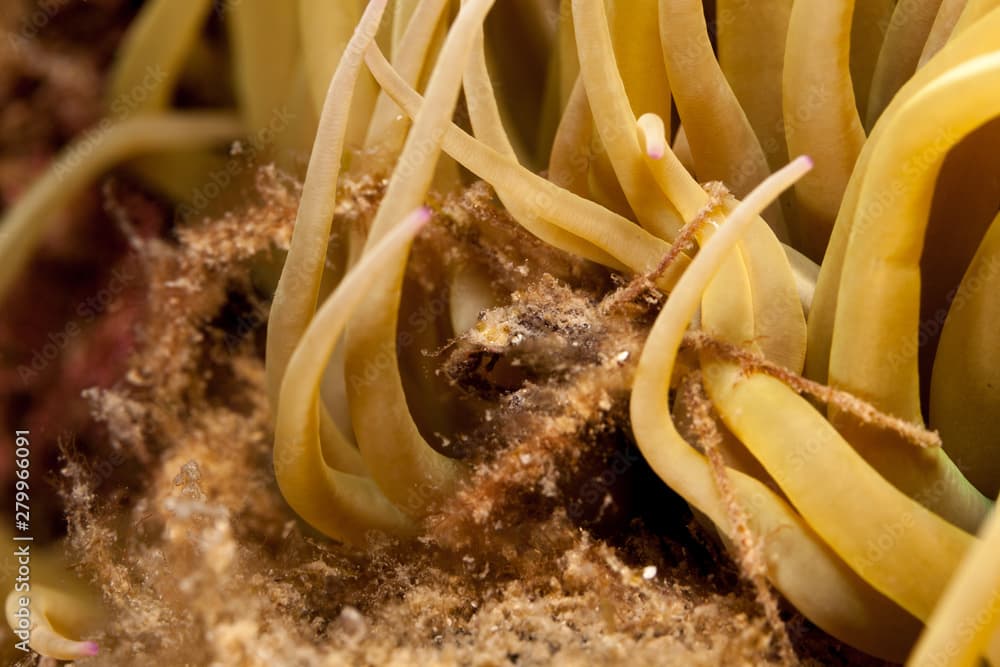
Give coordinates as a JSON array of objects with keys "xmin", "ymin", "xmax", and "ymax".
[
  {"xmin": 717, "ymin": 0, "xmax": 793, "ymax": 172},
  {"xmin": 572, "ymin": 0, "xmax": 684, "ymax": 241},
  {"xmin": 266, "ymin": 0, "xmax": 389, "ymax": 477},
  {"xmin": 807, "ymin": 8, "xmax": 1000, "ymax": 385},
  {"xmin": 699, "ymin": 305, "xmax": 973, "ymax": 622},
  {"xmin": 673, "ymin": 157, "xmax": 972, "ymax": 622},
  {"xmin": 930, "ymin": 211, "xmax": 1000, "ymax": 497},
  {"xmin": 906, "ymin": 495, "xmax": 1000, "ymax": 666},
  {"xmin": 4, "ymin": 585, "xmax": 100, "ymax": 661},
  {"xmin": 676, "ymin": 372, "xmax": 796, "ymax": 663},
  {"xmin": 866, "ymin": 0, "xmax": 945, "ymax": 129},
  {"xmin": 345, "ymin": 0, "xmax": 499, "ymax": 516},
  {"xmin": 783, "ymin": 0, "xmax": 865, "ymax": 260},
  {"xmin": 695, "ymin": 197, "xmax": 972, "ymax": 622},
  {"xmin": 364, "ymin": 45, "xmax": 685, "ymax": 284},
  {"xmin": 274, "ymin": 209, "xmax": 428, "ymax": 543},
  {"xmin": 0, "ymin": 112, "xmax": 241, "ymax": 303},
  {"xmin": 826, "ymin": 53, "xmax": 1000, "ymax": 531},
  {"xmin": 850, "ymin": 0, "xmax": 896, "ymax": 116},
  {"xmin": 631, "ymin": 157, "xmax": 922, "ymax": 662},
  {"xmin": 637, "ymin": 113, "xmax": 808, "ymax": 372}
]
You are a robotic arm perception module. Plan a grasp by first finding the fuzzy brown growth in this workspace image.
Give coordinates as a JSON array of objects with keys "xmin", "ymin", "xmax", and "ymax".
[
  {"xmin": 46, "ymin": 169, "xmax": 887, "ymax": 666},
  {"xmin": 431, "ymin": 275, "xmax": 649, "ymax": 549}
]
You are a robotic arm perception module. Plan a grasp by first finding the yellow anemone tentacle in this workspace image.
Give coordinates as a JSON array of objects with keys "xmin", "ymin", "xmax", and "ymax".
[
  {"xmin": 105, "ymin": 0, "xmax": 225, "ymax": 201},
  {"xmin": 930, "ymin": 211, "xmax": 1000, "ymax": 498},
  {"xmin": 919, "ymin": 0, "xmax": 972, "ymax": 66},
  {"xmin": 658, "ymin": 0, "xmax": 787, "ymax": 242},
  {"xmin": 0, "ymin": 113, "xmax": 242, "ymax": 303},
  {"xmin": 717, "ymin": 0, "xmax": 793, "ymax": 172},
  {"xmin": 365, "ymin": 46, "xmax": 682, "ymax": 282},
  {"xmin": 463, "ymin": 25, "xmax": 620, "ymax": 268},
  {"xmin": 866, "ymin": 0, "xmax": 945, "ymax": 129},
  {"xmin": 632, "ymin": 157, "xmax": 922, "ymax": 661},
  {"xmin": 636, "ymin": 113, "xmax": 807, "ymax": 371},
  {"xmin": 807, "ymin": 8, "xmax": 1000, "ymax": 385},
  {"xmin": 906, "ymin": 498, "xmax": 1000, "ymax": 667},
  {"xmin": 849, "ymin": 0, "xmax": 896, "ymax": 119},
  {"xmin": 364, "ymin": 0, "xmax": 451, "ymax": 160},
  {"xmin": 5, "ymin": 585, "xmax": 101, "ymax": 662},
  {"xmin": 827, "ymin": 52, "xmax": 1000, "ymax": 530},
  {"xmin": 227, "ymin": 0, "xmax": 314, "ymax": 161},
  {"xmin": 572, "ymin": 0, "xmax": 683, "ymax": 241},
  {"xmin": 274, "ymin": 208, "xmax": 428, "ymax": 542},
  {"xmin": 298, "ymin": 0, "xmax": 378, "ymax": 152},
  {"xmin": 266, "ymin": 0, "xmax": 389, "ymax": 476},
  {"xmin": 345, "ymin": 0, "xmax": 499, "ymax": 516},
  {"xmin": 783, "ymin": 0, "xmax": 865, "ymax": 260}
]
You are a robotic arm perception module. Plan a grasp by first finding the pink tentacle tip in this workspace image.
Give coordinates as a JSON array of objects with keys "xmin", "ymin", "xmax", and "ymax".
[
  {"xmin": 81, "ymin": 641, "xmax": 100, "ymax": 657},
  {"xmin": 798, "ymin": 155, "xmax": 814, "ymax": 170},
  {"xmin": 415, "ymin": 206, "xmax": 433, "ymax": 225},
  {"xmin": 647, "ymin": 145, "xmax": 665, "ymax": 160}
]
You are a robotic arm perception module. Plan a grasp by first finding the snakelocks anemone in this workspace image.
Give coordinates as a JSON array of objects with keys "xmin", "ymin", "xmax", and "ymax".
[{"xmin": 2, "ymin": 0, "xmax": 999, "ymax": 664}]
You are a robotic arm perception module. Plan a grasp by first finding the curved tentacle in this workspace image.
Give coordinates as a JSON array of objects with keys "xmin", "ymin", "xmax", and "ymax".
[
  {"xmin": 4, "ymin": 585, "xmax": 101, "ymax": 661},
  {"xmin": 572, "ymin": 0, "xmax": 683, "ymax": 241},
  {"xmin": 826, "ymin": 52, "xmax": 1000, "ymax": 530},
  {"xmin": 658, "ymin": 0, "xmax": 787, "ymax": 242},
  {"xmin": 807, "ymin": 8, "xmax": 1000, "ymax": 385},
  {"xmin": 631, "ymin": 157, "xmax": 922, "ymax": 661},
  {"xmin": 274, "ymin": 208, "xmax": 428, "ymax": 542},
  {"xmin": 783, "ymin": 0, "xmax": 865, "ymax": 259},
  {"xmin": 266, "ymin": 0, "xmax": 389, "ymax": 475},
  {"xmin": 930, "ymin": 211, "xmax": 1000, "ymax": 498},
  {"xmin": 344, "ymin": 0, "xmax": 499, "ymax": 516},
  {"xmin": 866, "ymin": 0, "xmax": 945, "ymax": 128},
  {"xmin": 365, "ymin": 45, "xmax": 681, "ymax": 281},
  {"xmin": 0, "ymin": 113, "xmax": 242, "ymax": 302}
]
